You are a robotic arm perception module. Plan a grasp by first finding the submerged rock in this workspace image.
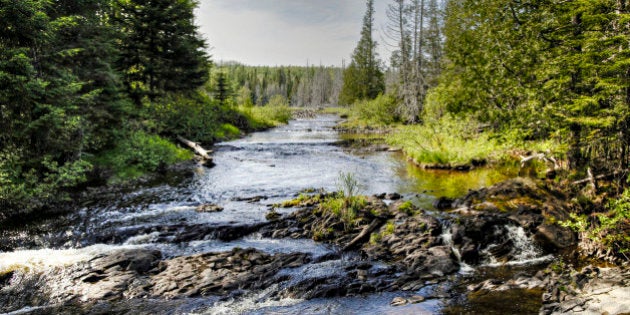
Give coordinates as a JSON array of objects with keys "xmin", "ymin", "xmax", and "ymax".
[{"xmin": 195, "ymin": 204, "xmax": 224, "ymax": 213}]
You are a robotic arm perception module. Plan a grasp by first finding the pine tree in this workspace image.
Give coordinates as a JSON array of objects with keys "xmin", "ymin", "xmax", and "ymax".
[
  {"xmin": 0, "ymin": 0, "xmax": 98, "ymax": 212},
  {"xmin": 213, "ymin": 71, "xmax": 232, "ymax": 105},
  {"xmin": 115, "ymin": 0, "xmax": 210, "ymax": 105},
  {"xmin": 543, "ymin": 0, "xmax": 630, "ymax": 170},
  {"xmin": 339, "ymin": 0, "xmax": 384, "ymax": 105}
]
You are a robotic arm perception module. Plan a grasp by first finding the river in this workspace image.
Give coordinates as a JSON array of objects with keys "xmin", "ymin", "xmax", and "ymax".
[{"xmin": 0, "ymin": 115, "xmax": 552, "ymax": 314}]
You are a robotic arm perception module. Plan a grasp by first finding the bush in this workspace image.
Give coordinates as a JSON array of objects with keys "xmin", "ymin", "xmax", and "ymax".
[
  {"xmin": 560, "ymin": 188, "xmax": 630, "ymax": 260},
  {"xmin": 0, "ymin": 148, "xmax": 92, "ymax": 217},
  {"xmin": 237, "ymin": 94, "xmax": 292, "ymax": 129},
  {"xmin": 337, "ymin": 171, "xmax": 361, "ymax": 199},
  {"xmin": 95, "ymin": 131, "xmax": 193, "ymax": 181},
  {"xmin": 145, "ymin": 92, "xmax": 247, "ymax": 144},
  {"xmin": 345, "ymin": 94, "xmax": 398, "ymax": 128},
  {"xmin": 214, "ymin": 123, "xmax": 241, "ymax": 140}
]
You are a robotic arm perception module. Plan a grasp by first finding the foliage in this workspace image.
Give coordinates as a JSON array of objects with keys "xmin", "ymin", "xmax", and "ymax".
[
  {"xmin": 436, "ymin": 0, "xmax": 630, "ymax": 171},
  {"xmin": 398, "ymin": 201, "xmax": 416, "ymax": 216},
  {"xmin": 387, "ymin": 114, "xmax": 502, "ymax": 165},
  {"xmin": 237, "ymin": 95, "xmax": 292, "ymax": 129},
  {"xmin": 336, "ymin": 171, "xmax": 361, "ymax": 200},
  {"xmin": 602, "ymin": 190, "xmax": 630, "ymax": 255},
  {"xmin": 562, "ymin": 188, "xmax": 630, "ymax": 259},
  {"xmin": 144, "ymin": 92, "xmax": 240, "ymax": 143},
  {"xmin": 348, "ymin": 94, "xmax": 399, "ymax": 127},
  {"xmin": 94, "ymin": 131, "xmax": 193, "ymax": 181},
  {"xmin": 316, "ymin": 172, "xmax": 368, "ymax": 230},
  {"xmin": 0, "ymin": 0, "xmax": 214, "ymax": 218},
  {"xmin": 216, "ymin": 63, "xmax": 343, "ymax": 107},
  {"xmin": 115, "ymin": 0, "xmax": 209, "ymax": 104},
  {"xmin": 385, "ymin": 0, "xmax": 444, "ymax": 122}
]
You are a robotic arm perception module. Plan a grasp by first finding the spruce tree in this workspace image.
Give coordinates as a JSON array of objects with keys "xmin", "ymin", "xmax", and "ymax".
[
  {"xmin": 115, "ymin": 0, "xmax": 210, "ymax": 105},
  {"xmin": 339, "ymin": 0, "xmax": 384, "ymax": 105}
]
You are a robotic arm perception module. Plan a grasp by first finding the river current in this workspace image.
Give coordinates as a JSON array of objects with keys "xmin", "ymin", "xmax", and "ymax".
[{"xmin": 0, "ymin": 115, "xmax": 548, "ymax": 314}]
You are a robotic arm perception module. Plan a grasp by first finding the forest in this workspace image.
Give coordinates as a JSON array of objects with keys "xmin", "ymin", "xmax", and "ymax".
[
  {"xmin": 0, "ymin": 0, "xmax": 297, "ymax": 217},
  {"xmin": 0, "ymin": 0, "xmax": 629, "ymax": 313},
  {"xmin": 1, "ymin": 0, "xmax": 629, "ymax": 264}
]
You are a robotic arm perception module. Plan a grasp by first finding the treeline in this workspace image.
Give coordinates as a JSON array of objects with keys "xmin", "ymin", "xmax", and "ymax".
[
  {"xmin": 342, "ymin": 0, "xmax": 630, "ymax": 258},
  {"xmin": 0, "ymin": 0, "xmax": 261, "ymax": 217},
  {"xmin": 345, "ymin": 0, "xmax": 629, "ymax": 174},
  {"xmin": 436, "ymin": 0, "xmax": 630, "ymax": 172},
  {"xmin": 212, "ymin": 63, "xmax": 343, "ymax": 107}
]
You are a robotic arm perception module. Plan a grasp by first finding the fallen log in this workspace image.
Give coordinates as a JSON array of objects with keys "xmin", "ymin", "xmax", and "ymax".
[
  {"xmin": 177, "ymin": 136, "xmax": 212, "ymax": 161},
  {"xmin": 572, "ymin": 170, "xmax": 625, "ymax": 185},
  {"xmin": 519, "ymin": 153, "xmax": 559, "ymax": 169}
]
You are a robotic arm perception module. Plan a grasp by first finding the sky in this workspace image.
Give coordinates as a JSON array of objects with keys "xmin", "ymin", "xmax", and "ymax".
[{"xmin": 195, "ymin": 0, "xmax": 390, "ymax": 67}]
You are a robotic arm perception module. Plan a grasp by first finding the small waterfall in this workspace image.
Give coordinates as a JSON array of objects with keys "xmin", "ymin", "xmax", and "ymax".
[
  {"xmin": 440, "ymin": 223, "xmax": 475, "ymax": 275},
  {"xmin": 482, "ymin": 225, "xmax": 553, "ymax": 267}
]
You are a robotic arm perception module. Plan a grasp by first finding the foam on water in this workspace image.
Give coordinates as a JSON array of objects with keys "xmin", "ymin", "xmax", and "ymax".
[
  {"xmin": 194, "ymin": 284, "xmax": 304, "ymax": 315},
  {"xmin": 440, "ymin": 224, "xmax": 475, "ymax": 275},
  {"xmin": 182, "ymin": 233, "xmax": 333, "ymax": 258},
  {"xmin": 482, "ymin": 225, "xmax": 553, "ymax": 267},
  {"xmin": 0, "ymin": 244, "xmax": 146, "ymax": 274}
]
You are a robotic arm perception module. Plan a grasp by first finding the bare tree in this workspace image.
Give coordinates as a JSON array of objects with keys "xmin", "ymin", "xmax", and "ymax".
[{"xmin": 385, "ymin": 0, "xmax": 446, "ymax": 122}]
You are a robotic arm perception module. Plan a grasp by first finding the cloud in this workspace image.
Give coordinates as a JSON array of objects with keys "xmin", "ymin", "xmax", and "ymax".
[{"xmin": 195, "ymin": 0, "xmax": 390, "ymax": 66}]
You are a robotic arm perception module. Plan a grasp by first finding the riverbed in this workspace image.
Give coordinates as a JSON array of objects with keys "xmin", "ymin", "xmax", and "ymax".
[{"xmin": 0, "ymin": 115, "xmax": 554, "ymax": 314}]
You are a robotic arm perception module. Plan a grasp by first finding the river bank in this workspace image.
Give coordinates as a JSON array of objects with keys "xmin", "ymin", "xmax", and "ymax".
[{"xmin": 0, "ymin": 115, "xmax": 627, "ymax": 314}]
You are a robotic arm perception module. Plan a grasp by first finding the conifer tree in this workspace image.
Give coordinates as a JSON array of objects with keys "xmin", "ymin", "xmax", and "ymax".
[
  {"xmin": 115, "ymin": 0, "xmax": 209, "ymax": 105},
  {"xmin": 339, "ymin": 0, "xmax": 384, "ymax": 105}
]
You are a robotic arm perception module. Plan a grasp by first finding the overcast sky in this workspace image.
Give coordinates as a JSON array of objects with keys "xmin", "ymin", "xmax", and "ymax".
[{"xmin": 195, "ymin": 0, "xmax": 390, "ymax": 66}]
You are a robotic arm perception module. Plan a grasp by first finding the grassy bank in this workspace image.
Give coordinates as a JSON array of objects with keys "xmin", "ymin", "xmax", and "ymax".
[
  {"xmin": 331, "ymin": 95, "xmax": 565, "ymax": 170},
  {"xmin": 93, "ymin": 93, "xmax": 293, "ymax": 184},
  {"xmin": 387, "ymin": 116, "xmax": 564, "ymax": 168}
]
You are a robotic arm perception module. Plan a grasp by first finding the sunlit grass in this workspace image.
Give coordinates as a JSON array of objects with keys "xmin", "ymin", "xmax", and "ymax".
[
  {"xmin": 387, "ymin": 115, "xmax": 501, "ymax": 165},
  {"xmin": 386, "ymin": 114, "xmax": 565, "ymax": 167},
  {"xmin": 237, "ymin": 103, "xmax": 292, "ymax": 129}
]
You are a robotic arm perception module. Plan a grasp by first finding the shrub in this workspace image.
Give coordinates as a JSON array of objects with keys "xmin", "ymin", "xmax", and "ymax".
[
  {"xmin": 346, "ymin": 94, "xmax": 398, "ymax": 127},
  {"xmin": 561, "ymin": 188, "xmax": 630, "ymax": 260},
  {"xmin": 95, "ymin": 131, "xmax": 193, "ymax": 181},
  {"xmin": 337, "ymin": 171, "xmax": 361, "ymax": 199},
  {"xmin": 387, "ymin": 114, "xmax": 502, "ymax": 165},
  {"xmin": 237, "ymin": 94, "xmax": 292, "ymax": 130}
]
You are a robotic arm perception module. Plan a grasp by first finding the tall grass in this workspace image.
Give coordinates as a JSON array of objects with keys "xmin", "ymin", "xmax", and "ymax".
[{"xmin": 387, "ymin": 115, "xmax": 503, "ymax": 166}]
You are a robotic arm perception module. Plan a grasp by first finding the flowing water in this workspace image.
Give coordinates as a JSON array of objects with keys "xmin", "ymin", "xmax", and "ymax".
[{"xmin": 0, "ymin": 115, "xmax": 551, "ymax": 314}]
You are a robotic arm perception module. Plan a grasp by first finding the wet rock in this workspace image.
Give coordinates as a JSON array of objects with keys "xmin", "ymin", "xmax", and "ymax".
[
  {"xmin": 432, "ymin": 197, "xmax": 454, "ymax": 209},
  {"xmin": 150, "ymin": 248, "xmax": 309, "ymax": 298},
  {"xmin": 391, "ymin": 294, "xmax": 426, "ymax": 306},
  {"xmin": 408, "ymin": 295, "xmax": 426, "ymax": 304},
  {"xmin": 232, "ymin": 195, "xmax": 267, "ymax": 203},
  {"xmin": 88, "ymin": 248, "xmax": 162, "ymax": 275},
  {"xmin": 265, "ymin": 210, "xmax": 281, "ymax": 221},
  {"xmin": 0, "ymin": 247, "xmax": 315, "ymax": 313},
  {"xmin": 95, "ymin": 221, "xmax": 270, "ymax": 244},
  {"xmin": 391, "ymin": 296, "xmax": 408, "ymax": 306},
  {"xmin": 534, "ymin": 224, "xmax": 576, "ymax": 252},
  {"xmin": 540, "ymin": 266, "xmax": 630, "ymax": 315},
  {"xmin": 195, "ymin": 204, "xmax": 224, "ymax": 213},
  {"xmin": 422, "ymin": 246, "xmax": 459, "ymax": 276},
  {"xmin": 385, "ymin": 193, "xmax": 402, "ymax": 200}
]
